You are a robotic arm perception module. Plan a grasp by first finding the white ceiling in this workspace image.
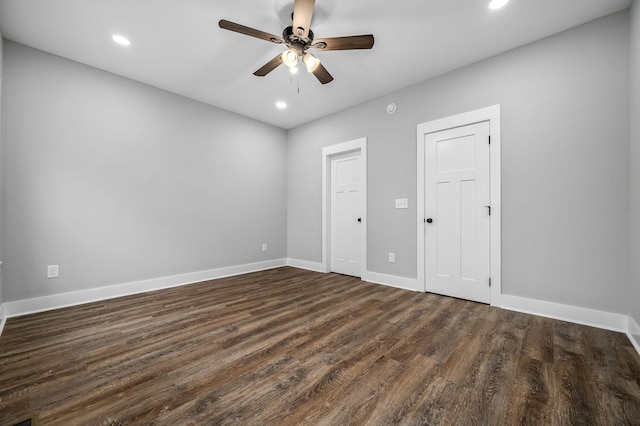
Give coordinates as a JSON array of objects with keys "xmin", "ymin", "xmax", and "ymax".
[{"xmin": 0, "ymin": 0, "xmax": 632, "ymax": 129}]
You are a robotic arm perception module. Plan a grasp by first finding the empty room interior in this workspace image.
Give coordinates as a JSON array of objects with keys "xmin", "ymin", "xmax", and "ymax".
[{"xmin": 1, "ymin": 0, "xmax": 640, "ymax": 424}]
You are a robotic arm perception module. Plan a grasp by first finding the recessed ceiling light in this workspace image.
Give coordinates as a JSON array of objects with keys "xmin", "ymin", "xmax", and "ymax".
[
  {"xmin": 489, "ymin": 0, "xmax": 509, "ymax": 10},
  {"xmin": 276, "ymin": 101, "xmax": 287, "ymax": 109},
  {"xmin": 112, "ymin": 34, "xmax": 131, "ymax": 46}
]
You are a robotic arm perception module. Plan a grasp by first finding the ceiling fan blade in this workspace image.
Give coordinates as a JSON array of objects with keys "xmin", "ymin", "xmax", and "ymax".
[
  {"xmin": 253, "ymin": 54, "xmax": 284, "ymax": 77},
  {"xmin": 219, "ymin": 19, "xmax": 284, "ymax": 44},
  {"xmin": 311, "ymin": 62, "xmax": 334, "ymax": 85},
  {"xmin": 312, "ymin": 35, "xmax": 375, "ymax": 51},
  {"xmin": 292, "ymin": 0, "xmax": 315, "ymax": 39}
]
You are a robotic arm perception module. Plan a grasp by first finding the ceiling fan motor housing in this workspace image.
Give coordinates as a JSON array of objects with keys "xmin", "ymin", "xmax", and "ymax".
[{"xmin": 283, "ymin": 26, "xmax": 314, "ymax": 52}]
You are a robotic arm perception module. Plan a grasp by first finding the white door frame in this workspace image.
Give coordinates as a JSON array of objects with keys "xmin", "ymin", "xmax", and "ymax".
[
  {"xmin": 417, "ymin": 105, "xmax": 501, "ymax": 304},
  {"xmin": 322, "ymin": 138, "xmax": 367, "ymax": 276}
]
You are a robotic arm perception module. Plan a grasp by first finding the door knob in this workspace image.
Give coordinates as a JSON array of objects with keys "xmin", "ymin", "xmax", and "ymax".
[
  {"xmin": 357, "ymin": 218, "xmax": 362, "ymax": 223},
  {"xmin": 426, "ymin": 218, "xmax": 433, "ymax": 224}
]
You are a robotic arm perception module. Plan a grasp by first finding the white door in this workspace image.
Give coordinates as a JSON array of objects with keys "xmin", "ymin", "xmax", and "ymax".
[
  {"xmin": 331, "ymin": 152, "xmax": 362, "ymax": 277},
  {"xmin": 424, "ymin": 121, "xmax": 490, "ymax": 303}
]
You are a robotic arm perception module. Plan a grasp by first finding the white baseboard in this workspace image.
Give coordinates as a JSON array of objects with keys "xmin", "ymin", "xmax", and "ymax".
[
  {"xmin": 628, "ymin": 316, "xmax": 640, "ymax": 355},
  {"xmin": 285, "ymin": 260, "xmax": 420, "ymax": 293},
  {"xmin": 3, "ymin": 259, "xmax": 287, "ymax": 319},
  {"xmin": 496, "ymin": 294, "xmax": 629, "ymax": 333},
  {"xmin": 2, "ymin": 263, "xmax": 639, "ymax": 359},
  {"xmin": 286, "ymin": 258, "xmax": 326, "ymax": 273},
  {"xmin": 0, "ymin": 304, "xmax": 6, "ymax": 337},
  {"xmin": 362, "ymin": 271, "xmax": 418, "ymax": 292}
]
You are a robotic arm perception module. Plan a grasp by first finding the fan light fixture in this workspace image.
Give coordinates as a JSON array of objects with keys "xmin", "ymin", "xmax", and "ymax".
[
  {"xmin": 281, "ymin": 49, "xmax": 298, "ymax": 68},
  {"xmin": 489, "ymin": 0, "xmax": 509, "ymax": 10},
  {"xmin": 218, "ymin": 0, "xmax": 374, "ymax": 85},
  {"xmin": 303, "ymin": 53, "xmax": 320, "ymax": 73}
]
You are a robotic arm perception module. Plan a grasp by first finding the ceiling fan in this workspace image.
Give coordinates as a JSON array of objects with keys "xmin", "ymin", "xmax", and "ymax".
[{"xmin": 219, "ymin": 0, "xmax": 374, "ymax": 84}]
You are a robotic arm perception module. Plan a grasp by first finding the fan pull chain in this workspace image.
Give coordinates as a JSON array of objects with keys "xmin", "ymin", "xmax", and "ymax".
[{"xmin": 288, "ymin": 69, "xmax": 301, "ymax": 94}]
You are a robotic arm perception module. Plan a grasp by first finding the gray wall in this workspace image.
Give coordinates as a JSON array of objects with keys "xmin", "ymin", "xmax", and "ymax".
[
  {"xmin": 1, "ymin": 10, "xmax": 635, "ymax": 319},
  {"xmin": 0, "ymin": 30, "xmax": 3, "ymax": 306},
  {"xmin": 1, "ymin": 41, "xmax": 287, "ymax": 302},
  {"xmin": 630, "ymin": 0, "xmax": 640, "ymax": 327},
  {"xmin": 287, "ymin": 11, "xmax": 630, "ymax": 314}
]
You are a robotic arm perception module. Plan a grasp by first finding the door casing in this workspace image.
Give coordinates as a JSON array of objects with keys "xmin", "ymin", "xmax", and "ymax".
[
  {"xmin": 417, "ymin": 105, "xmax": 502, "ymax": 304},
  {"xmin": 322, "ymin": 138, "xmax": 367, "ymax": 276}
]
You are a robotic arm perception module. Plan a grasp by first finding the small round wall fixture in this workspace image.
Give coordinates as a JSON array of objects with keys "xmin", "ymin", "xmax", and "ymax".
[{"xmin": 386, "ymin": 103, "xmax": 397, "ymax": 115}]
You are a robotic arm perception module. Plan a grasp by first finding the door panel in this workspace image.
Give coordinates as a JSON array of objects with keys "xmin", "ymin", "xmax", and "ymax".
[
  {"xmin": 460, "ymin": 179, "xmax": 476, "ymax": 280},
  {"xmin": 425, "ymin": 121, "xmax": 490, "ymax": 303},
  {"xmin": 436, "ymin": 182, "xmax": 451, "ymax": 277}
]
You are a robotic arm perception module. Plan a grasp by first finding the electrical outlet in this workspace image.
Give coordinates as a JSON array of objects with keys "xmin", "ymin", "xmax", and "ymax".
[
  {"xmin": 388, "ymin": 253, "xmax": 395, "ymax": 263},
  {"xmin": 47, "ymin": 265, "xmax": 59, "ymax": 279},
  {"xmin": 262, "ymin": 243, "xmax": 268, "ymax": 252}
]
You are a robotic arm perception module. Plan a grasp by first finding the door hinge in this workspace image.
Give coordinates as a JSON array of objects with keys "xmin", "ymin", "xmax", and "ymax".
[
  {"xmin": 488, "ymin": 135, "xmax": 491, "ymax": 144},
  {"xmin": 489, "ymin": 278, "xmax": 492, "ymax": 287}
]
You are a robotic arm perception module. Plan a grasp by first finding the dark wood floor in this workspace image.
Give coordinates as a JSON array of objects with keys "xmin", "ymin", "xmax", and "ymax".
[{"xmin": 1, "ymin": 267, "xmax": 639, "ymax": 425}]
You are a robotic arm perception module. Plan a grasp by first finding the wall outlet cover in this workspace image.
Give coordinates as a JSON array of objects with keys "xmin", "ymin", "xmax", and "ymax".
[{"xmin": 47, "ymin": 265, "xmax": 59, "ymax": 279}]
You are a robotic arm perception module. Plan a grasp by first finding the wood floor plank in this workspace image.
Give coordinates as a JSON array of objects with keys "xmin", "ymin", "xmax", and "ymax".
[
  {"xmin": 1, "ymin": 266, "xmax": 639, "ymax": 425},
  {"xmin": 290, "ymin": 355, "xmax": 404, "ymax": 426},
  {"xmin": 504, "ymin": 354, "xmax": 555, "ymax": 425},
  {"xmin": 520, "ymin": 315, "xmax": 555, "ymax": 363},
  {"xmin": 263, "ymin": 334, "xmax": 401, "ymax": 425},
  {"xmin": 402, "ymin": 375, "xmax": 467, "ymax": 425},
  {"xmin": 437, "ymin": 317, "xmax": 495, "ymax": 386},
  {"xmin": 348, "ymin": 353, "xmax": 439, "ymax": 425}
]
